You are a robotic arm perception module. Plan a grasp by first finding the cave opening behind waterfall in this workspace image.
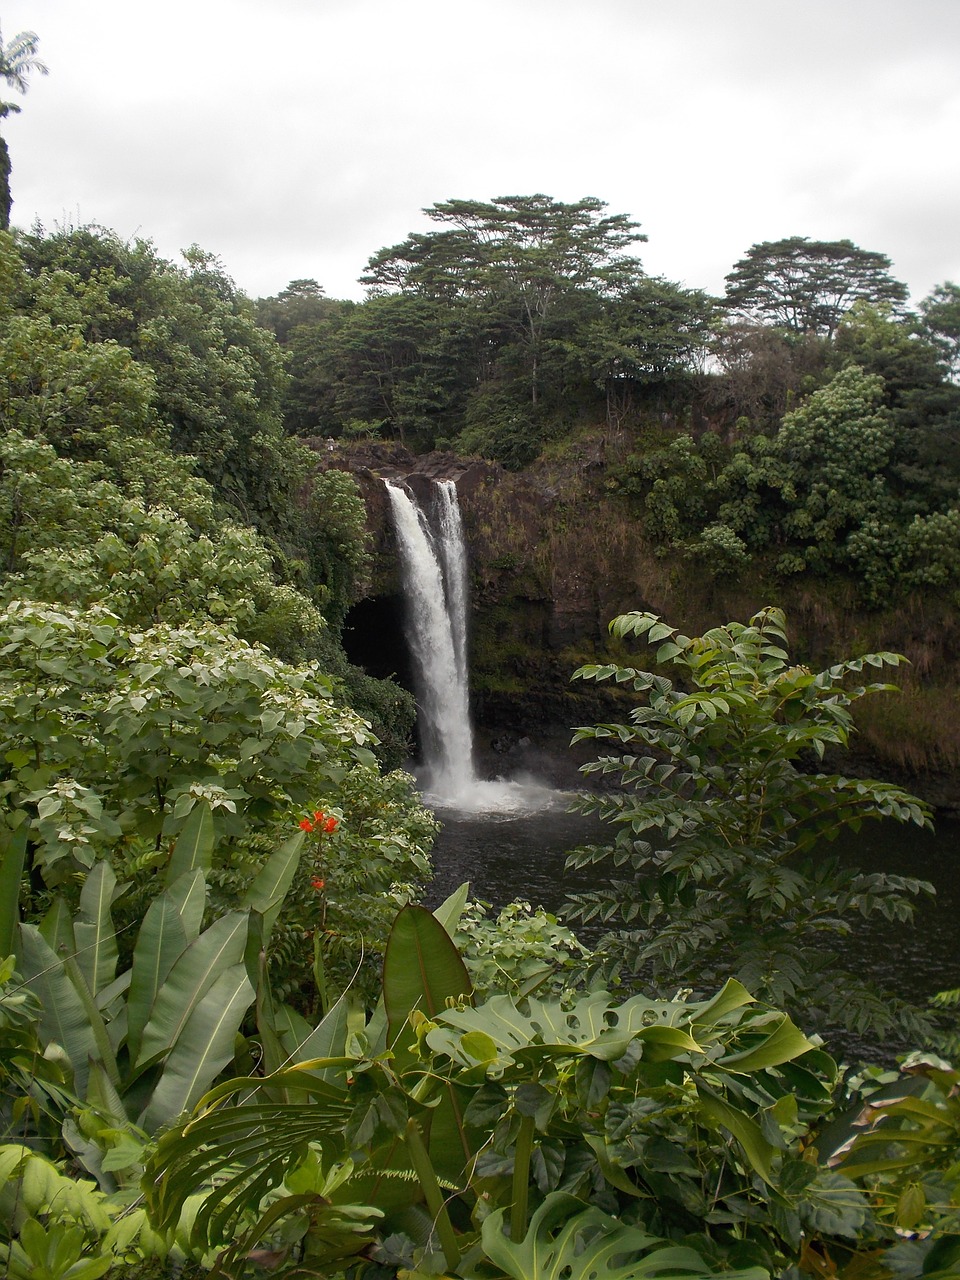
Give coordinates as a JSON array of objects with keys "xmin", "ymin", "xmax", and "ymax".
[{"xmin": 342, "ymin": 595, "xmax": 414, "ymax": 688}]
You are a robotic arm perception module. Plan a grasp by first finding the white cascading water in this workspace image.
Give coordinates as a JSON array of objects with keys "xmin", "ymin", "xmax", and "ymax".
[
  {"xmin": 385, "ymin": 479, "xmax": 476, "ymax": 801},
  {"xmin": 434, "ymin": 480, "xmax": 470, "ymax": 689},
  {"xmin": 385, "ymin": 475, "xmax": 560, "ymax": 813}
]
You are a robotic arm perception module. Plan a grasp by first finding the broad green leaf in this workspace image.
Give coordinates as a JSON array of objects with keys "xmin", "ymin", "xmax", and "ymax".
[
  {"xmin": 0, "ymin": 826, "xmax": 27, "ymax": 959},
  {"xmin": 74, "ymin": 861, "xmax": 118, "ymax": 998},
  {"xmin": 126, "ymin": 891, "xmax": 191, "ymax": 1066},
  {"xmin": 383, "ymin": 905, "xmax": 472, "ymax": 1073},
  {"xmin": 697, "ymin": 1087, "xmax": 775, "ymax": 1184},
  {"xmin": 166, "ymin": 868, "xmax": 206, "ymax": 940},
  {"xmin": 280, "ymin": 990, "xmax": 351, "ymax": 1079},
  {"xmin": 136, "ymin": 911, "xmax": 248, "ymax": 1068},
  {"xmin": 165, "ymin": 801, "xmax": 214, "ymax": 884},
  {"xmin": 241, "ymin": 829, "xmax": 304, "ymax": 949},
  {"xmin": 715, "ymin": 1012, "xmax": 814, "ymax": 1072},
  {"xmin": 687, "ymin": 979, "xmax": 755, "ymax": 1034},
  {"xmin": 86, "ymin": 1059, "xmax": 129, "ymax": 1129},
  {"xmin": 139, "ymin": 964, "xmax": 255, "ymax": 1131},
  {"xmin": 481, "ymin": 1191, "xmax": 765, "ymax": 1280},
  {"xmin": 145, "ymin": 1092, "xmax": 352, "ymax": 1243},
  {"xmin": 18, "ymin": 924, "xmax": 99, "ymax": 1096},
  {"xmin": 432, "ymin": 992, "xmax": 701, "ymax": 1066},
  {"xmin": 433, "ymin": 880, "xmax": 471, "ymax": 934},
  {"xmin": 274, "ymin": 1002, "xmax": 316, "ymax": 1059},
  {"xmin": 38, "ymin": 894, "xmax": 75, "ymax": 956},
  {"xmin": 63, "ymin": 952, "xmax": 120, "ymax": 1089}
]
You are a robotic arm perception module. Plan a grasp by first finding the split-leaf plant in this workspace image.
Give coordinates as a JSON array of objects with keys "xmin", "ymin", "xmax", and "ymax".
[
  {"xmin": 146, "ymin": 898, "xmax": 890, "ymax": 1280},
  {"xmin": 565, "ymin": 606, "xmax": 935, "ymax": 1045}
]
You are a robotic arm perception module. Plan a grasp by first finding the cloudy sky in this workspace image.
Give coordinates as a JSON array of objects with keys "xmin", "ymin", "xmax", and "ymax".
[{"xmin": 3, "ymin": 0, "xmax": 959, "ymax": 305}]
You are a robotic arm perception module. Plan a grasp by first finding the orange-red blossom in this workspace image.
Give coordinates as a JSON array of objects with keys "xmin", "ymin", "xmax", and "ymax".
[{"xmin": 299, "ymin": 810, "xmax": 340, "ymax": 835}]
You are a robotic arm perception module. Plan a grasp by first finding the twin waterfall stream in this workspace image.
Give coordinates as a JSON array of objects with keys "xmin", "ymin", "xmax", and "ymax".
[
  {"xmin": 384, "ymin": 479, "xmax": 475, "ymax": 801},
  {"xmin": 383, "ymin": 477, "xmax": 555, "ymax": 813}
]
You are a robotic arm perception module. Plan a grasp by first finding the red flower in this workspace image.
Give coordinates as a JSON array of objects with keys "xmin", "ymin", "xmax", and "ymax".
[
  {"xmin": 323, "ymin": 816, "xmax": 339, "ymax": 833},
  {"xmin": 299, "ymin": 818, "xmax": 315, "ymax": 832},
  {"xmin": 313, "ymin": 810, "xmax": 325, "ymax": 823},
  {"xmin": 311, "ymin": 877, "xmax": 326, "ymax": 891}
]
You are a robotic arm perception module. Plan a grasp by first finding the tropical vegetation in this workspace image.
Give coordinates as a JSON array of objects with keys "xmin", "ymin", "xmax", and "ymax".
[{"xmin": 0, "ymin": 97, "xmax": 957, "ymax": 1276}]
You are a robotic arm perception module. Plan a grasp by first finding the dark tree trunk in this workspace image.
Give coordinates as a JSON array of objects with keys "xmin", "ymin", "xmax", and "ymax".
[{"xmin": 0, "ymin": 134, "xmax": 11, "ymax": 230}]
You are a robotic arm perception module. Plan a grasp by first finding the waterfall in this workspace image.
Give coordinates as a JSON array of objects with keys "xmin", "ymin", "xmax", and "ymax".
[{"xmin": 384, "ymin": 479, "xmax": 476, "ymax": 801}]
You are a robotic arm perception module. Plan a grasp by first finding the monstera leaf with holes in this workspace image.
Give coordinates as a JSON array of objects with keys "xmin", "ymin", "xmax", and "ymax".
[{"xmin": 480, "ymin": 1192, "xmax": 769, "ymax": 1280}]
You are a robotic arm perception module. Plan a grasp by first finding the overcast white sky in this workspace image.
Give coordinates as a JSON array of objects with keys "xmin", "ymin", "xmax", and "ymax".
[{"xmin": 3, "ymin": 0, "xmax": 959, "ymax": 305}]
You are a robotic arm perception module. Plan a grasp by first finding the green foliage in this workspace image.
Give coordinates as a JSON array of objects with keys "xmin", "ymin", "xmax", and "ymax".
[
  {"xmin": 14, "ymin": 228, "xmax": 302, "ymax": 545},
  {"xmin": 254, "ymin": 277, "xmax": 337, "ymax": 346},
  {"xmin": 270, "ymin": 770, "xmax": 437, "ymax": 1011},
  {"xmin": 0, "ymin": 309, "xmax": 159, "ymax": 452},
  {"xmin": 830, "ymin": 1054, "xmax": 960, "ymax": 1253},
  {"xmin": 479, "ymin": 1191, "xmax": 767, "ymax": 1280},
  {"xmin": 302, "ymin": 467, "xmax": 371, "ymax": 629},
  {"xmin": 614, "ymin": 432, "xmax": 725, "ymax": 546},
  {"xmin": 146, "ymin": 906, "xmax": 858, "ymax": 1279},
  {"xmin": 14, "ymin": 823, "xmax": 283, "ymax": 1131},
  {"xmin": 362, "ymin": 197, "xmax": 646, "ymax": 418},
  {"xmin": 565, "ymin": 606, "xmax": 934, "ymax": 1043},
  {"xmin": 918, "ymin": 280, "xmax": 960, "ymax": 381},
  {"xmin": 723, "ymin": 236, "xmax": 908, "ymax": 338},
  {"xmin": 453, "ymin": 897, "xmax": 591, "ymax": 999},
  {"xmin": 274, "ymin": 194, "xmax": 715, "ymax": 460},
  {"xmin": 0, "ymin": 600, "xmax": 430, "ymax": 916},
  {"xmin": 0, "ymin": 432, "xmax": 322, "ymax": 648},
  {"xmin": 624, "ymin": 365, "xmax": 960, "ymax": 603},
  {"xmin": 455, "ymin": 388, "xmax": 545, "ymax": 469}
]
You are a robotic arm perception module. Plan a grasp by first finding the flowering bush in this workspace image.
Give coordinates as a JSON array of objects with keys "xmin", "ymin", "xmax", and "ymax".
[{"xmin": 266, "ymin": 775, "xmax": 438, "ymax": 1012}]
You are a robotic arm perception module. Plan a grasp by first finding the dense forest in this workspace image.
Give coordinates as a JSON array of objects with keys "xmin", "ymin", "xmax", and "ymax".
[
  {"xmin": 2, "ymin": 187, "xmax": 960, "ymax": 1279},
  {"xmin": 256, "ymin": 196, "xmax": 960, "ymax": 610}
]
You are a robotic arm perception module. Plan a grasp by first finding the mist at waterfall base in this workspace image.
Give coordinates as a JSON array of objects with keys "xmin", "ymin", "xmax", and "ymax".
[{"xmin": 385, "ymin": 477, "xmax": 560, "ymax": 815}]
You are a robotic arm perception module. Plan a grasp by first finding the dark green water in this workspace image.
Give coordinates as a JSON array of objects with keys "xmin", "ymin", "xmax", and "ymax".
[{"xmin": 426, "ymin": 791, "xmax": 960, "ymax": 1057}]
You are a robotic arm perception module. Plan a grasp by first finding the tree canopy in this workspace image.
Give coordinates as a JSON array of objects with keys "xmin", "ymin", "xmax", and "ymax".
[
  {"xmin": 723, "ymin": 236, "xmax": 908, "ymax": 338},
  {"xmin": 362, "ymin": 194, "xmax": 648, "ymax": 406},
  {"xmin": 0, "ymin": 25, "xmax": 47, "ymax": 229}
]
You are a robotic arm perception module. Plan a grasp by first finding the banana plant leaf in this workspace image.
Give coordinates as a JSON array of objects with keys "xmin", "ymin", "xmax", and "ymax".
[
  {"xmin": 165, "ymin": 867, "xmax": 207, "ymax": 941},
  {"xmin": 432, "ymin": 881, "xmax": 471, "ymax": 935},
  {"xmin": 275, "ymin": 990, "xmax": 352, "ymax": 1081},
  {"xmin": 139, "ymin": 963, "xmax": 255, "ymax": 1131},
  {"xmin": 241, "ymin": 829, "xmax": 304, "ymax": 950},
  {"xmin": 38, "ymin": 894, "xmax": 75, "ymax": 956},
  {"xmin": 134, "ymin": 910, "xmax": 249, "ymax": 1071},
  {"xmin": 62, "ymin": 952, "xmax": 120, "ymax": 1089},
  {"xmin": 165, "ymin": 801, "xmax": 215, "ymax": 884},
  {"xmin": 18, "ymin": 924, "xmax": 100, "ymax": 1097},
  {"xmin": 74, "ymin": 862, "xmax": 119, "ymax": 1000},
  {"xmin": 383, "ymin": 904, "xmax": 472, "ymax": 1074},
  {"xmin": 0, "ymin": 826, "xmax": 27, "ymax": 959},
  {"xmin": 126, "ymin": 889, "xmax": 192, "ymax": 1066}
]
